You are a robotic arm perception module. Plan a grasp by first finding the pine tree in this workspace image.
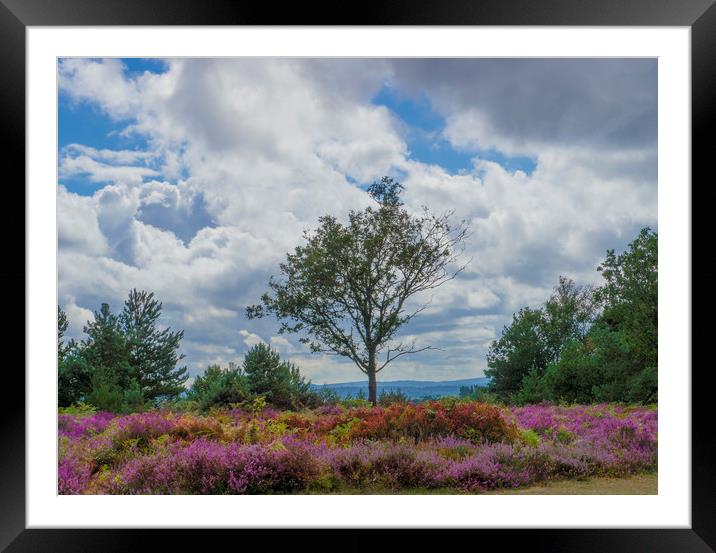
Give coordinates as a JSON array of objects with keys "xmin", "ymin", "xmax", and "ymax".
[
  {"xmin": 82, "ymin": 303, "xmax": 133, "ymax": 390},
  {"xmin": 119, "ymin": 289, "xmax": 188, "ymax": 402},
  {"xmin": 242, "ymin": 343, "xmax": 312, "ymax": 408}
]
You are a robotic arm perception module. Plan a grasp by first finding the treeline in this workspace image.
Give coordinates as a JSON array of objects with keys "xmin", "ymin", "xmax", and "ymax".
[
  {"xmin": 478, "ymin": 227, "xmax": 657, "ymax": 405},
  {"xmin": 58, "ymin": 290, "xmax": 321, "ymax": 412}
]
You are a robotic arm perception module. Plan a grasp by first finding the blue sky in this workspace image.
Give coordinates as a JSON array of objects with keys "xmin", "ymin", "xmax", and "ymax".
[
  {"xmin": 57, "ymin": 58, "xmax": 657, "ymax": 383},
  {"xmin": 59, "ymin": 59, "xmax": 537, "ymax": 195}
]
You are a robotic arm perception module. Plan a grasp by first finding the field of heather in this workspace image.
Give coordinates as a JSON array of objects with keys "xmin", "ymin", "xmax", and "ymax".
[{"xmin": 58, "ymin": 401, "xmax": 657, "ymax": 495}]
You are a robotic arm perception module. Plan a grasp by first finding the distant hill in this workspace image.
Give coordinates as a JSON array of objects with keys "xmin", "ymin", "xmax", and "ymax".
[{"xmin": 310, "ymin": 377, "xmax": 490, "ymax": 400}]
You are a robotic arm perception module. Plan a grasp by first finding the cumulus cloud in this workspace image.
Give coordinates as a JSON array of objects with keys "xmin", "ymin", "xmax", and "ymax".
[
  {"xmin": 56, "ymin": 57, "xmax": 657, "ymax": 383},
  {"xmin": 388, "ymin": 58, "xmax": 657, "ymax": 155},
  {"xmin": 239, "ymin": 330, "xmax": 265, "ymax": 349}
]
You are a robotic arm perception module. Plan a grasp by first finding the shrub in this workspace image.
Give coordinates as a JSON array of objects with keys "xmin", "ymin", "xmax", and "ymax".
[
  {"xmin": 188, "ymin": 364, "xmax": 251, "ymax": 411},
  {"xmin": 378, "ymin": 389, "xmax": 409, "ymax": 407},
  {"xmin": 159, "ymin": 399, "xmax": 200, "ymax": 413},
  {"xmin": 58, "ymin": 457, "xmax": 93, "ymax": 494},
  {"xmin": 227, "ymin": 442, "xmax": 322, "ymax": 494},
  {"xmin": 520, "ymin": 429, "xmax": 541, "ymax": 447},
  {"xmin": 328, "ymin": 443, "xmax": 440, "ymax": 490},
  {"xmin": 350, "ymin": 401, "xmax": 518, "ymax": 444},
  {"xmin": 242, "ymin": 344, "xmax": 314, "ymax": 409},
  {"xmin": 443, "ymin": 443, "xmax": 531, "ymax": 491},
  {"xmin": 57, "ymin": 401, "xmax": 658, "ymax": 494},
  {"xmin": 340, "ymin": 398, "xmax": 373, "ymax": 409},
  {"xmin": 58, "ymin": 402, "xmax": 96, "ymax": 416},
  {"xmin": 315, "ymin": 387, "xmax": 341, "ymax": 406}
]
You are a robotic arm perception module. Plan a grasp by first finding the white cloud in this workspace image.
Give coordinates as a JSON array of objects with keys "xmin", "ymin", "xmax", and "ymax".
[
  {"xmin": 60, "ymin": 153, "xmax": 159, "ymax": 185},
  {"xmin": 59, "ymin": 58, "xmax": 139, "ymax": 119},
  {"xmin": 270, "ymin": 335, "xmax": 297, "ymax": 354},
  {"xmin": 239, "ymin": 329, "xmax": 264, "ymax": 348},
  {"xmin": 56, "ymin": 58, "xmax": 657, "ymax": 383}
]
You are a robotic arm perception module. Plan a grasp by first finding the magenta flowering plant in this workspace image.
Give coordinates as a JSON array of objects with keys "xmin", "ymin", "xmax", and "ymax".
[
  {"xmin": 58, "ymin": 411, "xmax": 116, "ymax": 440},
  {"xmin": 57, "ymin": 401, "xmax": 657, "ymax": 494}
]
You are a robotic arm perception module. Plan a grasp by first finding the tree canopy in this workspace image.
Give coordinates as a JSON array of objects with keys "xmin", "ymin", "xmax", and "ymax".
[{"xmin": 247, "ymin": 176, "xmax": 468, "ymax": 405}]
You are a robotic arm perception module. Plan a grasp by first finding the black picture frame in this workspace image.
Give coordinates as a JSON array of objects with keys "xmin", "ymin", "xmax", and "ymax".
[{"xmin": 3, "ymin": 0, "xmax": 711, "ymax": 551}]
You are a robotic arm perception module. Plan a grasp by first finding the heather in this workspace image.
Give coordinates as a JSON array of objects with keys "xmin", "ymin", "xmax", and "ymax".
[{"xmin": 58, "ymin": 401, "xmax": 657, "ymax": 494}]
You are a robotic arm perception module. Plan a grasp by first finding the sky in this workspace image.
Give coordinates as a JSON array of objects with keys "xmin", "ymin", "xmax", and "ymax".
[{"xmin": 57, "ymin": 58, "xmax": 658, "ymax": 384}]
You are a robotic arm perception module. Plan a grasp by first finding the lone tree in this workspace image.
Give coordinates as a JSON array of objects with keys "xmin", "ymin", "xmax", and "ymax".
[{"xmin": 247, "ymin": 177, "xmax": 468, "ymax": 405}]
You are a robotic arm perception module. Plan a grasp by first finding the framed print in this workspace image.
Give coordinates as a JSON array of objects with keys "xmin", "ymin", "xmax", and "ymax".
[{"xmin": 4, "ymin": 0, "xmax": 712, "ymax": 550}]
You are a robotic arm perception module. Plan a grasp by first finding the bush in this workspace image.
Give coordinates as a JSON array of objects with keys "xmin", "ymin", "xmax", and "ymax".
[
  {"xmin": 341, "ymin": 398, "xmax": 372, "ymax": 409},
  {"xmin": 58, "ymin": 402, "xmax": 96, "ymax": 416},
  {"xmin": 159, "ymin": 399, "xmax": 200, "ymax": 413},
  {"xmin": 58, "ymin": 401, "xmax": 658, "ymax": 494},
  {"xmin": 378, "ymin": 389, "xmax": 409, "ymax": 407},
  {"xmin": 242, "ymin": 344, "xmax": 314, "ymax": 409},
  {"xmin": 350, "ymin": 401, "xmax": 518, "ymax": 445},
  {"xmin": 520, "ymin": 429, "xmax": 541, "ymax": 447},
  {"xmin": 188, "ymin": 364, "xmax": 251, "ymax": 411},
  {"xmin": 315, "ymin": 387, "xmax": 341, "ymax": 406}
]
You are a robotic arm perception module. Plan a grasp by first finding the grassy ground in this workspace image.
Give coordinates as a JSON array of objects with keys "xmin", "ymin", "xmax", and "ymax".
[
  {"xmin": 312, "ymin": 472, "xmax": 657, "ymax": 495},
  {"xmin": 485, "ymin": 472, "xmax": 657, "ymax": 495}
]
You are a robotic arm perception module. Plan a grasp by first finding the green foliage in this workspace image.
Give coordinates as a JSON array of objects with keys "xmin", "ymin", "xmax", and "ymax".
[
  {"xmin": 487, "ymin": 228, "xmax": 657, "ymax": 405},
  {"xmin": 378, "ymin": 389, "xmax": 409, "ymax": 407},
  {"xmin": 85, "ymin": 370, "xmax": 125, "ymax": 413},
  {"xmin": 555, "ymin": 427, "xmax": 576, "ymax": 445},
  {"xmin": 340, "ymin": 397, "xmax": 373, "ymax": 409},
  {"xmin": 58, "ymin": 290, "xmax": 189, "ymax": 411},
  {"xmin": 459, "ymin": 385, "xmax": 500, "ymax": 404},
  {"xmin": 486, "ymin": 277, "xmax": 597, "ymax": 400},
  {"xmin": 242, "ymin": 343, "xmax": 315, "ymax": 409},
  {"xmin": 485, "ymin": 307, "xmax": 550, "ymax": 397},
  {"xmin": 82, "ymin": 303, "xmax": 134, "ymax": 391},
  {"xmin": 159, "ymin": 398, "xmax": 200, "ymax": 413},
  {"xmin": 120, "ymin": 289, "xmax": 189, "ymax": 401},
  {"xmin": 84, "ymin": 368, "xmax": 148, "ymax": 414},
  {"xmin": 247, "ymin": 176, "xmax": 468, "ymax": 405},
  {"xmin": 188, "ymin": 363, "xmax": 250, "ymax": 411},
  {"xmin": 328, "ymin": 417, "xmax": 361, "ymax": 445},
  {"xmin": 513, "ymin": 367, "xmax": 553, "ymax": 405},
  {"xmin": 122, "ymin": 379, "xmax": 148, "ymax": 413},
  {"xmin": 520, "ymin": 429, "xmax": 541, "ymax": 447},
  {"xmin": 58, "ymin": 402, "xmax": 96, "ymax": 416},
  {"xmin": 542, "ymin": 276, "xmax": 598, "ymax": 361},
  {"xmin": 315, "ymin": 387, "xmax": 341, "ymax": 405},
  {"xmin": 58, "ymin": 352, "xmax": 94, "ymax": 407},
  {"xmin": 250, "ymin": 395, "xmax": 267, "ymax": 416},
  {"xmin": 595, "ymin": 228, "xmax": 658, "ymax": 403},
  {"xmin": 367, "ymin": 175, "xmax": 405, "ymax": 206},
  {"xmin": 543, "ymin": 324, "xmax": 627, "ymax": 403}
]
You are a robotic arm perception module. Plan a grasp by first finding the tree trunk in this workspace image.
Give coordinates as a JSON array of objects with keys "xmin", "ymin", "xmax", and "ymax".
[
  {"xmin": 368, "ymin": 369, "xmax": 377, "ymax": 406},
  {"xmin": 368, "ymin": 348, "xmax": 377, "ymax": 406}
]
